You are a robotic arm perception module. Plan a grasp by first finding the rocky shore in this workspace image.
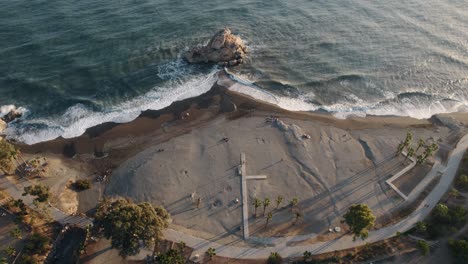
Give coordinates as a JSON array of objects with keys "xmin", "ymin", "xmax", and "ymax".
[{"xmin": 0, "ymin": 107, "xmax": 22, "ymax": 136}]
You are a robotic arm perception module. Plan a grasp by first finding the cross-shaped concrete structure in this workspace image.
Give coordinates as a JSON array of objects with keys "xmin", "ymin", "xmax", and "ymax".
[{"xmin": 240, "ymin": 152, "xmax": 267, "ymax": 239}]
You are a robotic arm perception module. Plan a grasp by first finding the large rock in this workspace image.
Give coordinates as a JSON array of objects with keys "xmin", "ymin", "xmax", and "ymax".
[
  {"xmin": 183, "ymin": 28, "xmax": 248, "ymax": 67},
  {"xmin": 1, "ymin": 109, "xmax": 22, "ymax": 123}
]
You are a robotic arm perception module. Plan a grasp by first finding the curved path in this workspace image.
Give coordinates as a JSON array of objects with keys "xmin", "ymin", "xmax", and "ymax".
[
  {"xmin": 163, "ymin": 133, "xmax": 468, "ymax": 260},
  {"xmin": 0, "ymin": 176, "xmax": 92, "ymax": 228}
]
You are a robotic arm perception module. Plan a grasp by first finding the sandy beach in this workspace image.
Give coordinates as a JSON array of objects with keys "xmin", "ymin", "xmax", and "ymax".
[{"xmin": 13, "ymin": 70, "xmax": 468, "ymax": 259}]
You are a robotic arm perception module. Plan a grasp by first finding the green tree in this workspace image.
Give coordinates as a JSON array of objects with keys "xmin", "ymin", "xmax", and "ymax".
[
  {"xmin": 433, "ymin": 203, "xmax": 449, "ymax": 222},
  {"xmin": 293, "ymin": 211, "xmax": 303, "ymax": 225},
  {"xmin": 154, "ymin": 249, "xmax": 184, "ymax": 264},
  {"xmin": 0, "ymin": 140, "xmax": 19, "ymax": 174},
  {"xmin": 275, "ymin": 195, "xmax": 283, "ymax": 209},
  {"xmin": 415, "ymin": 221, "xmax": 427, "ymax": 233},
  {"xmin": 419, "ymin": 143, "xmax": 439, "ymax": 164},
  {"xmin": 177, "ymin": 241, "xmax": 186, "ymax": 253},
  {"xmin": 22, "ymin": 184, "xmax": 50, "ymax": 203},
  {"xmin": 343, "ymin": 204, "xmax": 376, "ymax": 240},
  {"xmin": 3, "ymin": 246, "xmax": 16, "ymax": 257},
  {"xmin": 93, "ymin": 198, "xmax": 170, "ymax": 257},
  {"xmin": 415, "ymin": 139, "xmax": 426, "ymax": 153},
  {"xmin": 417, "ymin": 240, "xmax": 429, "ymax": 256},
  {"xmin": 73, "ymin": 179, "xmax": 91, "ymax": 190},
  {"xmin": 405, "ymin": 146, "xmax": 415, "ymax": 163},
  {"xmin": 303, "ymin": 250, "xmax": 312, "ymax": 261},
  {"xmin": 456, "ymin": 174, "xmax": 468, "ymax": 190},
  {"xmin": 416, "ymin": 154, "xmax": 425, "ymax": 164},
  {"xmin": 12, "ymin": 199, "xmax": 27, "ymax": 215},
  {"xmin": 448, "ymin": 188, "xmax": 460, "ymax": 201},
  {"xmin": 290, "ymin": 197, "xmax": 298, "ymax": 208},
  {"xmin": 404, "ymin": 132, "xmax": 413, "ymax": 148},
  {"xmin": 205, "ymin": 247, "xmax": 216, "ymax": 260},
  {"xmin": 265, "ymin": 212, "xmax": 273, "ymax": 228},
  {"xmin": 448, "ymin": 239, "xmax": 468, "ymax": 263},
  {"xmin": 253, "ymin": 198, "xmax": 261, "ymax": 217},
  {"xmin": 9, "ymin": 226, "xmax": 21, "ymax": 239},
  {"xmin": 263, "ymin": 198, "xmax": 270, "ymax": 215},
  {"xmin": 448, "ymin": 205, "xmax": 466, "ymax": 226},
  {"xmin": 396, "ymin": 142, "xmax": 405, "ymax": 156},
  {"xmin": 24, "ymin": 233, "xmax": 50, "ymax": 255},
  {"xmin": 267, "ymin": 252, "xmax": 283, "ymax": 264}
]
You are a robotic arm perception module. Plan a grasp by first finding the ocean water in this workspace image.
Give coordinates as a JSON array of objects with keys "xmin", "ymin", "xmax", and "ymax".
[{"xmin": 0, "ymin": 0, "xmax": 467, "ymax": 144}]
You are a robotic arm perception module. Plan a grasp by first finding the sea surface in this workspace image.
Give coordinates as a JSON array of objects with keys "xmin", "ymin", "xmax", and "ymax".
[{"xmin": 0, "ymin": 0, "xmax": 467, "ymax": 144}]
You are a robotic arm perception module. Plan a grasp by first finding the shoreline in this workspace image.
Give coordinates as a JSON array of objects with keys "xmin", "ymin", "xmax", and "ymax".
[
  {"xmin": 4, "ymin": 70, "xmax": 468, "ymax": 262},
  {"xmin": 16, "ymin": 70, "xmax": 468, "ymax": 157}
]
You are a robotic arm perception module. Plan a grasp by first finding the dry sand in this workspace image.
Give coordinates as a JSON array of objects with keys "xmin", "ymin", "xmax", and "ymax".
[
  {"xmin": 105, "ymin": 112, "xmax": 453, "ymax": 242},
  {"xmin": 17, "ymin": 71, "xmax": 468, "ymax": 248}
]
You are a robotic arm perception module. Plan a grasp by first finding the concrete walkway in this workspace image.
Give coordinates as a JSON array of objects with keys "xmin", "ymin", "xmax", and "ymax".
[
  {"xmin": 0, "ymin": 176, "xmax": 92, "ymax": 228},
  {"xmin": 163, "ymin": 134, "xmax": 468, "ymax": 260}
]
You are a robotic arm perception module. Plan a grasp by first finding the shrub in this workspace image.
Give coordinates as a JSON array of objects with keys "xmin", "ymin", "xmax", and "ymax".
[
  {"xmin": 267, "ymin": 252, "xmax": 283, "ymax": 264},
  {"xmin": 154, "ymin": 249, "xmax": 184, "ymax": 264},
  {"xmin": 16, "ymin": 254, "xmax": 38, "ymax": 264},
  {"xmin": 73, "ymin": 179, "xmax": 91, "ymax": 191},
  {"xmin": 3, "ymin": 246, "xmax": 16, "ymax": 257},
  {"xmin": 456, "ymin": 174, "xmax": 468, "ymax": 190},
  {"xmin": 415, "ymin": 221, "xmax": 427, "ymax": 233},
  {"xmin": 448, "ymin": 239, "xmax": 468, "ymax": 263},
  {"xmin": 417, "ymin": 240, "xmax": 429, "ymax": 256},
  {"xmin": 22, "ymin": 184, "xmax": 50, "ymax": 203},
  {"xmin": 24, "ymin": 233, "xmax": 50, "ymax": 255}
]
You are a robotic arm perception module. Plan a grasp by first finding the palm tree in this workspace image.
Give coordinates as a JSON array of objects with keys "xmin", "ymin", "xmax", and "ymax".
[
  {"xmin": 447, "ymin": 188, "xmax": 459, "ymax": 202},
  {"xmin": 177, "ymin": 241, "xmax": 186, "ymax": 253},
  {"xmin": 253, "ymin": 198, "xmax": 261, "ymax": 217},
  {"xmin": 3, "ymin": 246, "xmax": 16, "ymax": 258},
  {"xmin": 290, "ymin": 197, "xmax": 298, "ymax": 209},
  {"xmin": 275, "ymin": 195, "xmax": 283, "ymax": 209},
  {"xmin": 9, "ymin": 227, "xmax": 21, "ymax": 239},
  {"xmin": 268, "ymin": 252, "xmax": 282, "ymax": 264},
  {"xmin": 421, "ymin": 143, "xmax": 439, "ymax": 163},
  {"xmin": 206, "ymin": 247, "xmax": 216, "ymax": 261},
  {"xmin": 303, "ymin": 251, "xmax": 312, "ymax": 262},
  {"xmin": 415, "ymin": 139, "xmax": 425, "ymax": 153},
  {"xmin": 265, "ymin": 212, "xmax": 273, "ymax": 228},
  {"xmin": 263, "ymin": 198, "xmax": 270, "ymax": 215},
  {"xmin": 396, "ymin": 142, "xmax": 405, "ymax": 156},
  {"xmin": 404, "ymin": 146, "xmax": 415, "ymax": 163},
  {"xmin": 404, "ymin": 132, "xmax": 413, "ymax": 147},
  {"xmin": 294, "ymin": 211, "xmax": 302, "ymax": 225},
  {"xmin": 416, "ymin": 154, "xmax": 425, "ymax": 165}
]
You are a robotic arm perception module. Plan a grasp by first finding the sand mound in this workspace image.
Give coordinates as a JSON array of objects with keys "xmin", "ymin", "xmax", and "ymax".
[{"xmin": 105, "ymin": 115, "xmax": 444, "ymax": 239}]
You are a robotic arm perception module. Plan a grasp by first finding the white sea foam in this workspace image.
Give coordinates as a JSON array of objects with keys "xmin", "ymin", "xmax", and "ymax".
[
  {"xmin": 224, "ymin": 71, "xmax": 468, "ymax": 119},
  {"xmin": 7, "ymin": 67, "xmax": 218, "ymax": 144},
  {"xmin": 5, "ymin": 68, "xmax": 468, "ymax": 145},
  {"xmin": 0, "ymin": 105, "xmax": 27, "ymax": 118}
]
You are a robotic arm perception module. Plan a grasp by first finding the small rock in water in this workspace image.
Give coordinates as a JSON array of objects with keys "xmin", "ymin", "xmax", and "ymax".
[
  {"xmin": 1, "ymin": 109, "xmax": 22, "ymax": 123},
  {"xmin": 183, "ymin": 28, "xmax": 248, "ymax": 67}
]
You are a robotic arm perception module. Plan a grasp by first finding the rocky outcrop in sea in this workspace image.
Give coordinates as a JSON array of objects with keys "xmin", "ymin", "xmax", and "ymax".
[{"xmin": 183, "ymin": 28, "xmax": 247, "ymax": 67}]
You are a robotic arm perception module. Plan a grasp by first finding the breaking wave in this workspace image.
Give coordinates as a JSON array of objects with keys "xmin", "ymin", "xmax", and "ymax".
[
  {"xmin": 5, "ymin": 61, "xmax": 218, "ymax": 144},
  {"xmin": 224, "ymin": 70, "xmax": 468, "ymax": 119}
]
